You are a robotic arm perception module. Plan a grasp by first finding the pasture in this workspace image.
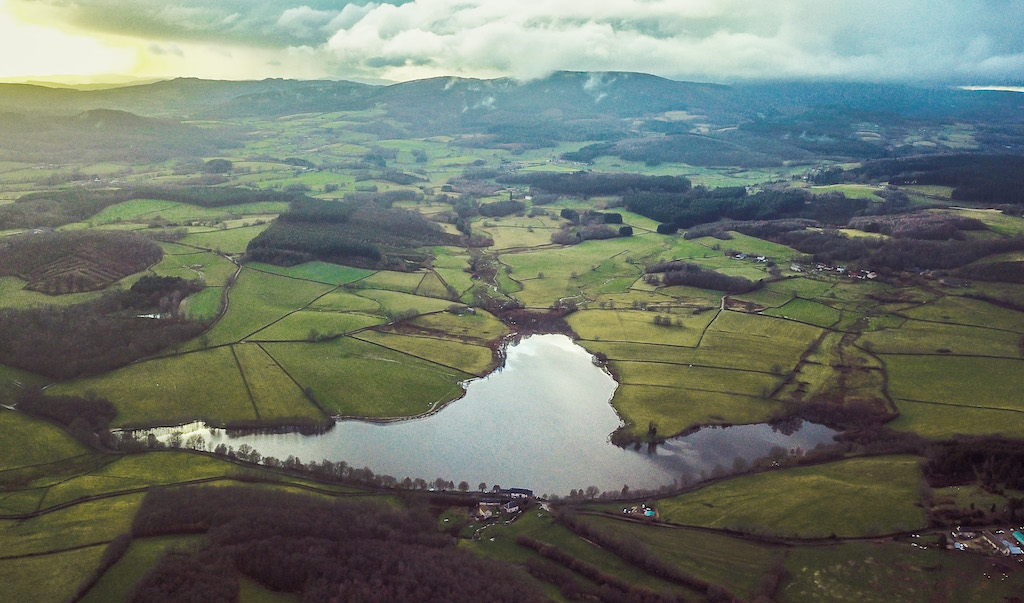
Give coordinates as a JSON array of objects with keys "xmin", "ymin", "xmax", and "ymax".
[
  {"xmin": 783, "ymin": 540, "xmax": 1020, "ymax": 602},
  {"xmin": 232, "ymin": 343, "xmax": 325, "ymax": 423},
  {"xmin": 247, "ymin": 261, "xmax": 373, "ymax": 285},
  {"xmin": 883, "ymin": 355, "xmax": 1024, "ymax": 412},
  {"xmin": 861, "ymin": 320, "xmax": 1022, "ymax": 357},
  {"xmin": 0, "ymin": 493, "xmax": 144, "ymax": 557},
  {"xmin": 574, "ymin": 515, "xmax": 777, "ymax": 600},
  {"xmin": 409, "ymin": 310, "xmax": 508, "ymax": 341},
  {"xmin": 611, "ymin": 384, "xmax": 781, "ymax": 436},
  {"xmin": 354, "ymin": 289, "xmax": 456, "ymax": 316},
  {"xmin": 49, "ymin": 348, "xmax": 257, "ymax": 427},
  {"xmin": 354, "ymin": 331, "xmax": 495, "ymax": 375},
  {"xmin": 150, "ymin": 250, "xmax": 237, "ymax": 286},
  {"xmin": 193, "ymin": 268, "xmax": 334, "ymax": 348},
  {"xmin": 657, "ymin": 456, "xmax": 928, "ymax": 537},
  {"xmin": 180, "ymin": 287, "xmax": 222, "ymax": 320},
  {"xmin": 0, "ymin": 410, "xmax": 87, "ymax": 470},
  {"xmin": 568, "ymin": 309, "xmax": 715, "ymax": 347},
  {"xmin": 181, "ymin": 223, "xmax": 270, "ymax": 254},
  {"xmin": 262, "ymin": 338, "xmax": 470, "ymax": 418},
  {"xmin": 764, "ymin": 298, "xmax": 842, "ymax": 327},
  {"xmin": 248, "ymin": 310, "xmax": 383, "ymax": 341},
  {"xmin": 0, "ymin": 545, "xmax": 106, "ymax": 603},
  {"xmin": 469, "ymin": 510, "xmax": 685, "ymax": 595}
]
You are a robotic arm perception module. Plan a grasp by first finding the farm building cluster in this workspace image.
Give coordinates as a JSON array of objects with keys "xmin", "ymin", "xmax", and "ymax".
[
  {"xmin": 789, "ymin": 261, "xmax": 878, "ymax": 280},
  {"xmin": 949, "ymin": 526, "xmax": 1024, "ymax": 557}
]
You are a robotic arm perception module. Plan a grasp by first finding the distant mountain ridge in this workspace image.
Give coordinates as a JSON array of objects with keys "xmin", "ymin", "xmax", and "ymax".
[
  {"xmin": 1, "ymin": 71, "xmax": 1022, "ymax": 164},
  {"xmin": 3, "ymin": 71, "xmax": 1021, "ymax": 123}
]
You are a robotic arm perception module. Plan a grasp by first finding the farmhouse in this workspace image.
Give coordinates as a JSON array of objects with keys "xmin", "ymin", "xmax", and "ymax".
[{"xmin": 498, "ymin": 487, "xmax": 533, "ymax": 498}]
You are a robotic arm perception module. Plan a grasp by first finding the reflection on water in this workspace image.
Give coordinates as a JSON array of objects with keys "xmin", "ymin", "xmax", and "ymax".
[{"xmin": 134, "ymin": 334, "xmax": 837, "ymax": 496}]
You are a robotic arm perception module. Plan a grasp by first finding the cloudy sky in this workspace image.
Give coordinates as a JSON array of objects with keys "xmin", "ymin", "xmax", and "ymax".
[{"xmin": 1, "ymin": 0, "xmax": 1022, "ymax": 84}]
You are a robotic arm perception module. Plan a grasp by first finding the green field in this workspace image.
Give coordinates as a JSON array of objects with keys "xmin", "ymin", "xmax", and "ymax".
[
  {"xmin": 150, "ymin": 250, "xmax": 237, "ymax": 286},
  {"xmin": 884, "ymin": 355, "xmax": 1024, "ymax": 412},
  {"xmin": 409, "ymin": 310, "xmax": 509, "ymax": 341},
  {"xmin": 357, "ymin": 270, "xmax": 425, "ymax": 294},
  {"xmin": 0, "ymin": 493, "xmax": 144, "ymax": 557},
  {"xmin": 0, "ymin": 545, "xmax": 106, "ymax": 603},
  {"xmin": 353, "ymin": 330, "xmax": 495, "ymax": 375},
  {"xmin": 611, "ymin": 384, "xmax": 781, "ymax": 436},
  {"xmin": 233, "ymin": 343, "xmax": 325, "ymax": 423},
  {"xmin": 263, "ymin": 337, "xmax": 470, "ymax": 417},
  {"xmin": 248, "ymin": 310, "xmax": 383, "ymax": 341},
  {"xmin": 469, "ymin": 510, "xmax": 685, "ymax": 595},
  {"xmin": 80, "ymin": 536, "xmax": 205, "ymax": 603},
  {"xmin": 0, "ymin": 410, "xmax": 88, "ymax": 470},
  {"xmin": 862, "ymin": 320, "xmax": 1022, "ymax": 357},
  {"xmin": 0, "ymin": 276, "xmax": 103, "ymax": 308},
  {"xmin": 181, "ymin": 224, "xmax": 271, "ymax": 254},
  {"xmin": 50, "ymin": 347, "xmax": 257, "ymax": 427},
  {"xmin": 568, "ymin": 308, "xmax": 715, "ymax": 347},
  {"xmin": 613, "ymin": 361, "xmax": 780, "ymax": 395},
  {"xmin": 897, "ymin": 295, "xmax": 1024, "ymax": 332},
  {"xmin": 308, "ymin": 289, "xmax": 383, "ymax": 313},
  {"xmin": 574, "ymin": 515, "xmax": 778, "ymax": 600},
  {"xmin": 195, "ymin": 268, "xmax": 334, "ymax": 348},
  {"xmin": 764, "ymin": 298, "xmax": 842, "ymax": 327},
  {"xmin": 889, "ymin": 398, "xmax": 1024, "ymax": 438},
  {"xmin": 247, "ymin": 261, "xmax": 373, "ymax": 285},
  {"xmin": 353, "ymin": 289, "xmax": 456, "ymax": 317},
  {"xmin": 658, "ymin": 456, "xmax": 928, "ymax": 537},
  {"xmin": 180, "ymin": 287, "xmax": 223, "ymax": 320},
  {"xmin": 782, "ymin": 540, "xmax": 1020, "ymax": 602}
]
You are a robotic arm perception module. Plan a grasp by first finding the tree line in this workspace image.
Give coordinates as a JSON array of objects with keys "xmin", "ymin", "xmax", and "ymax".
[
  {"xmin": 774, "ymin": 230, "xmax": 1024, "ymax": 272},
  {"xmin": 646, "ymin": 261, "xmax": 761, "ymax": 293},
  {"xmin": 499, "ymin": 171, "xmax": 692, "ymax": 197}
]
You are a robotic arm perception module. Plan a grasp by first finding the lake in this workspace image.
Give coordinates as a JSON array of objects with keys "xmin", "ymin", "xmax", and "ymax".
[{"xmin": 140, "ymin": 334, "xmax": 837, "ymax": 496}]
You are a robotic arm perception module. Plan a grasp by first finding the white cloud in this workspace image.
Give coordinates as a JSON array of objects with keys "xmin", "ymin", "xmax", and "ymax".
[
  {"xmin": 323, "ymin": 0, "xmax": 1024, "ymax": 82},
  {"xmin": 277, "ymin": 6, "xmax": 339, "ymax": 39}
]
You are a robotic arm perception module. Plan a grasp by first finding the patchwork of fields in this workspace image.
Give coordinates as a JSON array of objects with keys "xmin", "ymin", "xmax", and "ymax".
[{"xmin": 3, "ymin": 96, "xmax": 1024, "ymax": 600}]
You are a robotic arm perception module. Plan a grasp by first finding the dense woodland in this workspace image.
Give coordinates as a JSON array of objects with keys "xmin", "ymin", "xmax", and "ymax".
[
  {"xmin": 0, "ymin": 230, "xmax": 162, "ymax": 293},
  {"xmin": 128, "ymin": 486, "xmax": 540, "ymax": 602},
  {"xmin": 246, "ymin": 199, "xmax": 464, "ymax": 270},
  {"xmin": 0, "ymin": 276, "xmax": 205, "ymax": 379},
  {"xmin": 849, "ymin": 154, "xmax": 1024, "ymax": 204}
]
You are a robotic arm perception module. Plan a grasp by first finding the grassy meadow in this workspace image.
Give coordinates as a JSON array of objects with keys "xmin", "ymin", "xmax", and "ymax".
[{"xmin": 657, "ymin": 456, "xmax": 928, "ymax": 537}]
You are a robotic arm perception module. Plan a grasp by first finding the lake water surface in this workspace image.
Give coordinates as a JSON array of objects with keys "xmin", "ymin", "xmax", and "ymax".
[{"xmin": 145, "ymin": 334, "xmax": 837, "ymax": 496}]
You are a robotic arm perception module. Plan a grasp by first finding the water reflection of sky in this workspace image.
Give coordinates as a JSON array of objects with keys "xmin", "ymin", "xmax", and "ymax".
[{"xmin": 133, "ymin": 334, "xmax": 837, "ymax": 496}]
